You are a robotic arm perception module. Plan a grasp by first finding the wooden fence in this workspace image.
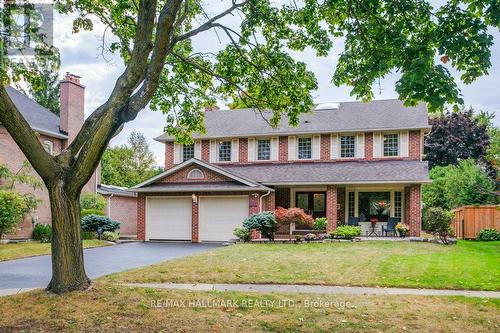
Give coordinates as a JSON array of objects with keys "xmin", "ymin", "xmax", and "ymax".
[{"xmin": 452, "ymin": 205, "xmax": 500, "ymax": 239}]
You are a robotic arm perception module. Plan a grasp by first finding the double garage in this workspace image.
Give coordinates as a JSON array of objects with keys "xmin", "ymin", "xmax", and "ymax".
[{"xmin": 145, "ymin": 196, "xmax": 250, "ymax": 242}]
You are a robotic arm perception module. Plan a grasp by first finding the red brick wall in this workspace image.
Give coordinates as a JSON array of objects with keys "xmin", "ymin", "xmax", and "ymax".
[
  {"xmin": 60, "ymin": 75, "xmax": 84, "ymax": 146},
  {"xmin": 1, "ymin": 127, "xmax": 64, "ymax": 238},
  {"xmin": 409, "ymin": 130, "xmax": 421, "ymax": 160},
  {"xmin": 157, "ymin": 165, "xmax": 232, "ymax": 183},
  {"xmin": 192, "ymin": 200, "xmax": 199, "ymax": 242},
  {"xmin": 365, "ymin": 132, "xmax": 373, "ymax": 160},
  {"xmin": 337, "ymin": 187, "xmax": 346, "ymax": 225},
  {"xmin": 137, "ymin": 195, "xmax": 146, "ymax": 240},
  {"xmin": 320, "ymin": 134, "xmax": 330, "ymax": 160},
  {"xmin": 408, "ymin": 184, "xmax": 421, "ymax": 236},
  {"xmin": 326, "ymin": 185, "xmax": 338, "ymax": 232},
  {"xmin": 164, "ymin": 142, "xmax": 174, "ymax": 169},
  {"xmin": 262, "ymin": 191, "xmax": 275, "ymax": 211},
  {"xmin": 275, "ymin": 187, "xmax": 291, "ymax": 208},
  {"xmin": 239, "ymin": 138, "xmax": 248, "ymax": 163},
  {"xmin": 104, "ymin": 195, "xmax": 137, "ymax": 236},
  {"xmin": 279, "ymin": 136, "xmax": 288, "ymax": 162},
  {"xmin": 201, "ymin": 140, "xmax": 210, "ymax": 162},
  {"xmin": 404, "ymin": 187, "xmax": 410, "ymax": 225}
]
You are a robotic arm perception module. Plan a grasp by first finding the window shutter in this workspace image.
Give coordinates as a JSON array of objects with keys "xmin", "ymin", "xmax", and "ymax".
[
  {"xmin": 373, "ymin": 132, "xmax": 382, "ymax": 158},
  {"xmin": 209, "ymin": 140, "xmax": 217, "ymax": 163},
  {"xmin": 194, "ymin": 140, "xmax": 202, "ymax": 159},
  {"xmin": 288, "ymin": 136, "xmax": 296, "ymax": 160},
  {"xmin": 312, "ymin": 135, "xmax": 321, "ymax": 160},
  {"xmin": 330, "ymin": 134, "xmax": 339, "ymax": 159},
  {"xmin": 173, "ymin": 143, "xmax": 181, "ymax": 164},
  {"xmin": 400, "ymin": 131, "xmax": 409, "ymax": 157},
  {"xmin": 248, "ymin": 138, "xmax": 256, "ymax": 161},
  {"xmin": 356, "ymin": 133, "xmax": 365, "ymax": 158},
  {"xmin": 271, "ymin": 136, "xmax": 279, "ymax": 161},
  {"xmin": 231, "ymin": 138, "xmax": 239, "ymax": 162}
]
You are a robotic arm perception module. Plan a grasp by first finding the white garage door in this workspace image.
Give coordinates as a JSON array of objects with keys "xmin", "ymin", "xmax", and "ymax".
[
  {"xmin": 199, "ymin": 196, "xmax": 249, "ymax": 242},
  {"xmin": 146, "ymin": 197, "xmax": 192, "ymax": 241}
]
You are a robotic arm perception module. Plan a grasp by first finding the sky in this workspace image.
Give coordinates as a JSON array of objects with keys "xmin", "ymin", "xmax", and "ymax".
[{"xmin": 54, "ymin": 1, "xmax": 500, "ymax": 168}]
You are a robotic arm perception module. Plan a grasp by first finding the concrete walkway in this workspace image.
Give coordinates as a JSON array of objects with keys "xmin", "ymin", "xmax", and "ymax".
[{"xmin": 121, "ymin": 282, "xmax": 500, "ymax": 298}]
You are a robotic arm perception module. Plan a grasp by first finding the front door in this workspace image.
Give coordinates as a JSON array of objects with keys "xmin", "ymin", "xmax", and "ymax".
[{"xmin": 295, "ymin": 192, "xmax": 326, "ymax": 219}]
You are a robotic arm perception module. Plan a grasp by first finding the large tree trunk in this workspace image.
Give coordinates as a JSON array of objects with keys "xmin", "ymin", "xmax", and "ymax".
[{"xmin": 46, "ymin": 182, "xmax": 90, "ymax": 294}]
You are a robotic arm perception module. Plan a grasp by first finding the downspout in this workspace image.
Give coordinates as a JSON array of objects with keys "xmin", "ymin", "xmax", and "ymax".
[
  {"xmin": 107, "ymin": 194, "xmax": 114, "ymax": 218},
  {"xmin": 259, "ymin": 190, "xmax": 272, "ymax": 212}
]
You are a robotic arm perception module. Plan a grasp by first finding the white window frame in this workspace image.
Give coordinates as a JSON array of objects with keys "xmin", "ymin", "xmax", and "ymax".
[
  {"xmin": 182, "ymin": 143, "xmax": 195, "ymax": 161},
  {"xmin": 297, "ymin": 136, "xmax": 313, "ymax": 160},
  {"xmin": 187, "ymin": 168, "xmax": 205, "ymax": 179},
  {"xmin": 340, "ymin": 134, "xmax": 356, "ymax": 158},
  {"xmin": 256, "ymin": 138, "xmax": 271, "ymax": 161},
  {"xmin": 43, "ymin": 140, "xmax": 54, "ymax": 155},
  {"xmin": 383, "ymin": 133, "xmax": 400, "ymax": 157},
  {"xmin": 217, "ymin": 140, "xmax": 232, "ymax": 162}
]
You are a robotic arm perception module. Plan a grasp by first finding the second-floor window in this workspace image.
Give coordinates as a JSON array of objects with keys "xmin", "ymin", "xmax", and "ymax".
[
  {"xmin": 298, "ymin": 137, "xmax": 312, "ymax": 159},
  {"xmin": 383, "ymin": 133, "xmax": 399, "ymax": 157},
  {"xmin": 218, "ymin": 141, "xmax": 232, "ymax": 162},
  {"xmin": 340, "ymin": 135, "xmax": 355, "ymax": 158},
  {"xmin": 257, "ymin": 139, "xmax": 271, "ymax": 160},
  {"xmin": 43, "ymin": 140, "xmax": 54, "ymax": 155},
  {"xmin": 183, "ymin": 144, "xmax": 194, "ymax": 161}
]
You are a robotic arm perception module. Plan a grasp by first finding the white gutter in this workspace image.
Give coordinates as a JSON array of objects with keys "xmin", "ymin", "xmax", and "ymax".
[{"xmin": 259, "ymin": 190, "xmax": 272, "ymax": 212}]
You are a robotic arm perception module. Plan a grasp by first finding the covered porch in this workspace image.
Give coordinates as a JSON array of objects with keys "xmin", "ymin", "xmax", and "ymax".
[{"xmin": 269, "ymin": 183, "xmax": 422, "ymax": 237}]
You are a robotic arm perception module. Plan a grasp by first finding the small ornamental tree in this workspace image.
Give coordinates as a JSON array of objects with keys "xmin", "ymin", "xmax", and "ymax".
[
  {"xmin": 243, "ymin": 211, "xmax": 277, "ymax": 241},
  {"xmin": 274, "ymin": 207, "xmax": 314, "ymax": 229},
  {"xmin": 81, "ymin": 215, "xmax": 120, "ymax": 233},
  {"xmin": 424, "ymin": 207, "xmax": 454, "ymax": 245},
  {"xmin": 0, "ymin": 190, "xmax": 28, "ymax": 239}
]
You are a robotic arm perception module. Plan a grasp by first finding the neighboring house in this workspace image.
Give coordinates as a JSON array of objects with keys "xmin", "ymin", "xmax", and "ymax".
[
  {"xmin": 132, "ymin": 99, "xmax": 431, "ymax": 242},
  {"xmin": 0, "ymin": 73, "xmax": 98, "ymax": 239},
  {"xmin": 98, "ymin": 184, "xmax": 138, "ymax": 238}
]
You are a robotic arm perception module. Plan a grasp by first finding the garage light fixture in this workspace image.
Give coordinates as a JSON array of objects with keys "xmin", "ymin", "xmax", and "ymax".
[{"xmin": 192, "ymin": 193, "xmax": 198, "ymax": 203}]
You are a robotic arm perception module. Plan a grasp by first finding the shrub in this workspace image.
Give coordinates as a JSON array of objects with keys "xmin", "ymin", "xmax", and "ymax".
[
  {"xmin": 81, "ymin": 215, "xmax": 120, "ymax": 232},
  {"xmin": 0, "ymin": 190, "xmax": 32, "ymax": 239},
  {"xmin": 424, "ymin": 207, "xmax": 454, "ymax": 244},
  {"xmin": 82, "ymin": 230, "xmax": 97, "ymax": 240},
  {"xmin": 80, "ymin": 193, "xmax": 106, "ymax": 211},
  {"xmin": 233, "ymin": 227, "xmax": 251, "ymax": 242},
  {"xmin": 331, "ymin": 225, "xmax": 361, "ymax": 239},
  {"xmin": 313, "ymin": 217, "xmax": 327, "ymax": 230},
  {"xmin": 33, "ymin": 223, "xmax": 52, "ymax": 243},
  {"xmin": 295, "ymin": 235, "xmax": 303, "ymax": 242},
  {"xmin": 274, "ymin": 207, "xmax": 314, "ymax": 229},
  {"xmin": 102, "ymin": 231, "xmax": 119, "ymax": 242},
  {"xmin": 243, "ymin": 211, "xmax": 277, "ymax": 241},
  {"xmin": 477, "ymin": 228, "xmax": 500, "ymax": 241},
  {"xmin": 81, "ymin": 209, "xmax": 106, "ymax": 218}
]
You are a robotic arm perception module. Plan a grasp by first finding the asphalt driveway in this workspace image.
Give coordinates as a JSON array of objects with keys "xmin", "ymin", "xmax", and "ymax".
[{"xmin": 0, "ymin": 242, "xmax": 220, "ymax": 290}]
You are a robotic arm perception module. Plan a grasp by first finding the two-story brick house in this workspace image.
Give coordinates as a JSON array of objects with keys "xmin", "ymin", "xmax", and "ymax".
[
  {"xmin": 132, "ymin": 99, "xmax": 431, "ymax": 242},
  {"xmin": 0, "ymin": 74, "xmax": 97, "ymax": 239}
]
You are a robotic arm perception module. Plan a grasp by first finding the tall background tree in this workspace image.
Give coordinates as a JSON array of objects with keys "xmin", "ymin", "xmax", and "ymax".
[
  {"xmin": 424, "ymin": 108, "xmax": 490, "ymax": 169},
  {"xmin": 19, "ymin": 51, "xmax": 61, "ymax": 115},
  {"xmin": 101, "ymin": 131, "xmax": 162, "ymax": 187},
  {"xmin": 1, "ymin": 0, "xmax": 498, "ymax": 293}
]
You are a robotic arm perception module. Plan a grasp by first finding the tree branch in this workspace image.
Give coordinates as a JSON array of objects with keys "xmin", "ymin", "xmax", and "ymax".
[{"xmin": 0, "ymin": 86, "xmax": 59, "ymax": 182}]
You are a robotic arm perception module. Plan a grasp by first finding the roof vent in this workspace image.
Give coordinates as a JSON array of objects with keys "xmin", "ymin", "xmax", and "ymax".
[{"xmin": 315, "ymin": 102, "xmax": 340, "ymax": 111}]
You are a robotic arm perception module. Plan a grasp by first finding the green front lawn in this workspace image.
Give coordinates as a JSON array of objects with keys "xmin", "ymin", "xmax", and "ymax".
[
  {"xmin": 0, "ymin": 284, "xmax": 498, "ymax": 332},
  {"xmin": 107, "ymin": 241, "xmax": 500, "ymax": 291},
  {"xmin": 0, "ymin": 240, "xmax": 111, "ymax": 261}
]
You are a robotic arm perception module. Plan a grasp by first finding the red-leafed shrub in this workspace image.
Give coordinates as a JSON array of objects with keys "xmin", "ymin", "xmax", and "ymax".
[{"xmin": 274, "ymin": 207, "xmax": 314, "ymax": 229}]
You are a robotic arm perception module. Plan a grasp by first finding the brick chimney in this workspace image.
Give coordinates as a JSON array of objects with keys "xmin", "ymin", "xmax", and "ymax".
[{"xmin": 60, "ymin": 72, "xmax": 85, "ymax": 146}]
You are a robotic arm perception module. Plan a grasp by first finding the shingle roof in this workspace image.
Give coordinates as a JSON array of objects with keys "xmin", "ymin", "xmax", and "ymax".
[
  {"xmin": 156, "ymin": 99, "xmax": 430, "ymax": 142},
  {"xmin": 220, "ymin": 160, "xmax": 430, "ymax": 185},
  {"xmin": 5, "ymin": 86, "xmax": 67, "ymax": 139},
  {"xmin": 97, "ymin": 184, "xmax": 137, "ymax": 197}
]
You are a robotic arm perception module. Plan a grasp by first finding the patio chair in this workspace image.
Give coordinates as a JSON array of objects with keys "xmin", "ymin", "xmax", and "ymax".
[
  {"xmin": 347, "ymin": 216, "xmax": 359, "ymax": 226},
  {"xmin": 381, "ymin": 217, "xmax": 399, "ymax": 236}
]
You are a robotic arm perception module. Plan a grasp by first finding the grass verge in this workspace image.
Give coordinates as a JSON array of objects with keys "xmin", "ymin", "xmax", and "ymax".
[
  {"xmin": 0, "ymin": 284, "xmax": 498, "ymax": 332},
  {"xmin": 0, "ymin": 240, "xmax": 111, "ymax": 261}
]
